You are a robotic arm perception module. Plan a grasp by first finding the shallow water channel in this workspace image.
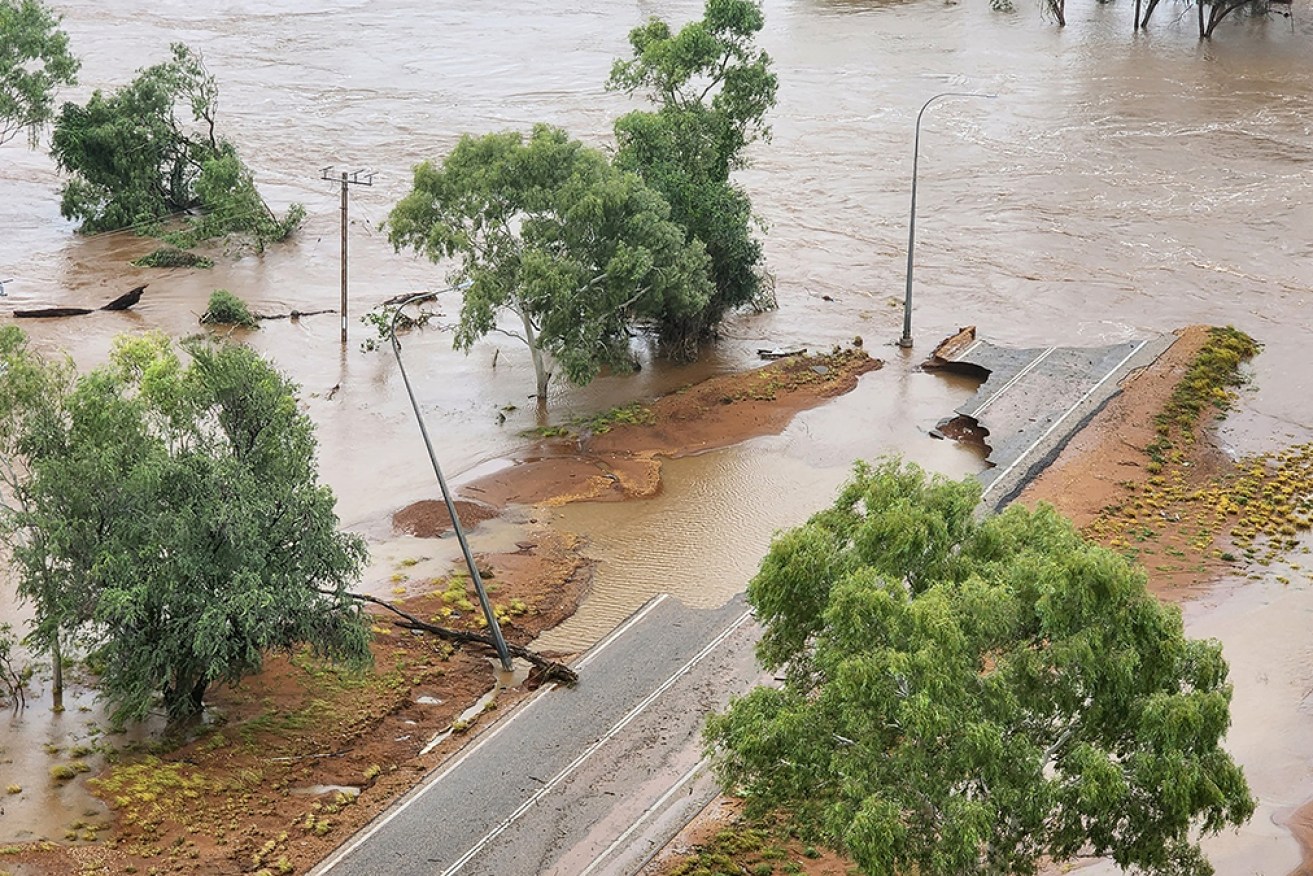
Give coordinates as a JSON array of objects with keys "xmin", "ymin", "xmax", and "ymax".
[{"xmin": 3, "ymin": 0, "xmax": 1313, "ymax": 861}]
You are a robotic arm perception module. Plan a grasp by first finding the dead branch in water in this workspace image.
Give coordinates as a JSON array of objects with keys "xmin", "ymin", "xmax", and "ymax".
[{"xmin": 255, "ymin": 308, "xmax": 336, "ymax": 321}]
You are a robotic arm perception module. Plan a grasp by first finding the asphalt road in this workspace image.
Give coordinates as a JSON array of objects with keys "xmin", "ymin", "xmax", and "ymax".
[
  {"xmin": 936, "ymin": 334, "xmax": 1177, "ymax": 510},
  {"xmin": 311, "ymin": 593, "xmax": 765, "ymax": 876}
]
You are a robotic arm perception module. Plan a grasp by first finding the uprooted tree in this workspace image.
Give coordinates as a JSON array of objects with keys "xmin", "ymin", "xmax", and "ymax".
[
  {"xmin": 386, "ymin": 124, "xmax": 713, "ymax": 401},
  {"xmin": 50, "ymin": 43, "xmax": 303, "ymax": 252},
  {"xmin": 707, "ymin": 458, "xmax": 1254, "ymax": 876}
]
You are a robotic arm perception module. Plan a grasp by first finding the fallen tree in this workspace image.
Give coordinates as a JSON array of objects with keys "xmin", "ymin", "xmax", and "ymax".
[
  {"xmin": 328, "ymin": 588, "xmax": 578, "ymax": 687},
  {"xmin": 13, "ymin": 283, "xmax": 145, "ymax": 318}
]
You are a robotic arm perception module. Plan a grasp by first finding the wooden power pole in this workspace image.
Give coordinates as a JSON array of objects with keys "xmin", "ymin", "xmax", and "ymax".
[{"xmin": 321, "ymin": 167, "xmax": 375, "ymax": 344}]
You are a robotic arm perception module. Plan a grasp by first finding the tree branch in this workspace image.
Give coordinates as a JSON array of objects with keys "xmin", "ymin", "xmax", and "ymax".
[{"xmin": 325, "ymin": 588, "xmax": 578, "ymax": 686}]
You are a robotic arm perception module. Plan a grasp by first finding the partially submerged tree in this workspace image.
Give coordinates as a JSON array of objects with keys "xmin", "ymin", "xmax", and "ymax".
[
  {"xmin": 0, "ymin": 0, "xmax": 79, "ymax": 146},
  {"xmin": 708, "ymin": 458, "xmax": 1254, "ymax": 876},
  {"xmin": 50, "ymin": 43, "xmax": 302, "ymax": 251},
  {"xmin": 0, "ymin": 325, "xmax": 78, "ymax": 710},
  {"xmin": 387, "ymin": 124, "xmax": 712, "ymax": 400},
  {"xmin": 608, "ymin": 0, "xmax": 777, "ymax": 355},
  {"xmin": 1, "ymin": 330, "xmax": 371, "ymax": 724}
]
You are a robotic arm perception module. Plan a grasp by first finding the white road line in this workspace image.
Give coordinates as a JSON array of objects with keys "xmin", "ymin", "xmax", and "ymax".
[
  {"xmin": 314, "ymin": 594, "xmax": 673, "ymax": 874},
  {"xmin": 576, "ymin": 594, "xmax": 670, "ymax": 671},
  {"xmin": 980, "ymin": 339, "xmax": 1149, "ymax": 504},
  {"xmin": 576, "ymin": 756, "xmax": 711, "ymax": 876},
  {"xmin": 439, "ymin": 609, "xmax": 755, "ymax": 876},
  {"xmin": 957, "ymin": 339, "xmax": 984, "ymax": 360},
  {"xmin": 969, "ymin": 346, "xmax": 1057, "ymax": 417}
]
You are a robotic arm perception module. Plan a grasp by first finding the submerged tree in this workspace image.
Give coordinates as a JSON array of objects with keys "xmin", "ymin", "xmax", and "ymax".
[
  {"xmin": 50, "ymin": 43, "xmax": 302, "ymax": 250},
  {"xmin": 608, "ymin": 0, "xmax": 778, "ymax": 356},
  {"xmin": 708, "ymin": 458, "xmax": 1254, "ymax": 876},
  {"xmin": 0, "ymin": 325, "xmax": 77, "ymax": 710},
  {"xmin": 0, "ymin": 0, "xmax": 79, "ymax": 146},
  {"xmin": 387, "ymin": 124, "xmax": 712, "ymax": 401},
  {"xmin": 1, "ymin": 330, "xmax": 371, "ymax": 724}
]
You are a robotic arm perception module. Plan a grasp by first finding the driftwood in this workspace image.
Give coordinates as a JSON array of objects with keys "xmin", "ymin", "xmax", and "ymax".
[
  {"xmin": 101, "ymin": 285, "xmax": 147, "ymax": 311},
  {"xmin": 380, "ymin": 290, "xmax": 437, "ymax": 307},
  {"xmin": 13, "ymin": 307, "xmax": 93, "ymax": 318},
  {"xmin": 330, "ymin": 589, "xmax": 578, "ymax": 686},
  {"xmin": 255, "ymin": 308, "xmax": 336, "ymax": 321},
  {"xmin": 14, "ymin": 284, "xmax": 146, "ymax": 319}
]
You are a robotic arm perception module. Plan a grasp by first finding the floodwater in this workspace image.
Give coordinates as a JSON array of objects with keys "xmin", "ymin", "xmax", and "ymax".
[{"xmin": 2, "ymin": 0, "xmax": 1312, "ymax": 863}]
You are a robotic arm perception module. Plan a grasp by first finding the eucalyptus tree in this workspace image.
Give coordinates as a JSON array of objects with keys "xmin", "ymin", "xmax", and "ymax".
[
  {"xmin": 0, "ymin": 325, "xmax": 77, "ymax": 709},
  {"xmin": 1, "ymin": 329, "xmax": 371, "ymax": 724},
  {"xmin": 387, "ymin": 124, "xmax": 712, "ymax": 401},
  {"xmin": 608, "ymin": 0, "xmax": 778, "ymax": 355},
  {"xmin": 709, "ymin": 458, "xmax": 1254, "ymax": 876},
  {"xmin": 0, "ymin": 0, "xmax": 78, "ymax": 146}
]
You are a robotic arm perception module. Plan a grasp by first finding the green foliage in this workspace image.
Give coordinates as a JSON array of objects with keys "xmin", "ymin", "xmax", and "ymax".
[
  {"xmin": 708, "ymin": 458, "xmax": 1255, "ymax": 876},
  {"xmin": 0, "ymin": 623, "xmax": 26, "ymax": 706},
  {"xmin": 0, "ymin": 329, "xmax": 371, "ymax": 724},
  {"xmin": 387, "ymin": 124, "xmax": 712, "ymax": 399},
  {"xmin": 131, "ymin": 247, "xmax": 215, "ymax": 269},
  {"xmin": 0, "ymin": 0, "xmax": 78, "ymax": 146},
  {"xmin": 49, "ymin": 43, "xmax": 302, "ymax": 251},
  {"xmin": 0, "ymin": 324, "xmax": 79, "ymax": 667},
  {"xmin": 201, "ymin": 289, "xmax": 259, "ymax": 328},
  {"xmin": 1146, "ymin": 326, "xmax": 1259, "ymax": 466},
  {"xmin": 609, "ymin": 0, "xmax": 778, "ymax": 354},
  {"xmin": 166, "ymin": 150, "xmax": 307, "ymax": 253}
]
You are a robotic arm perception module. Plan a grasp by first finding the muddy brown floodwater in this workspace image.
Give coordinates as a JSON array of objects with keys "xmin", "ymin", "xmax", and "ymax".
[{"xmin": 3, "ymin": 0, "xmax": 1313, "ymax": 865}]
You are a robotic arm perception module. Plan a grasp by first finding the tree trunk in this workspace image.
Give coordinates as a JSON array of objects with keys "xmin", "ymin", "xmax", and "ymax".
[
  {"xmin": 15, "ymin": 285, "xmax": 146, "ymax": 319},
  {"xmin": 51, "ymin": 633, "xmax": 63, "ymax": 713},
  {"xmin": 1199, "ymin": 0, "xmax": 1207, "ymax": 36},
  {"xmin": 1135, "ymin": 0, "xmax": 1143, "ymax": 28},
  {"xmin": 519, "ymin": 308, "xmax": 550, "ymax": 401},
  {"xmin": 165, "ymin": 675, "xmax": 208, "ymax": 723},
  {"xmin": 1140, "ymin": 0, "xmax": 1163, "ymax": 26},
  {"xmin": 1048, "ymin": 0, "xmax": 1067, "ymax": 26},
  {"xmin": 1203, "ymin": 0, "xmax": 1247, "ymax": 36}
]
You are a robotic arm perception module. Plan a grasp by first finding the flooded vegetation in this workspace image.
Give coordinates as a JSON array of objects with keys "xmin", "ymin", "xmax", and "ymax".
[{"xmin": 3, "ymin": 0, "xmax": 1313, "ymax": 868}]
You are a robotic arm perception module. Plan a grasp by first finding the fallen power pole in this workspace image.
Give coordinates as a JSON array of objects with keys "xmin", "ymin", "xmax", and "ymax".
[{"xmin": 321, "ymin": 167, "xmax": 375, "ymax": 344}]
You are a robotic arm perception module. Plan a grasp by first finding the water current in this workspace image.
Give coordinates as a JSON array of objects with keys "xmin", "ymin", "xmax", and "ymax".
[{"xmin": 2, "ymin": 0, "xmax": 1312, "ymax": 862}]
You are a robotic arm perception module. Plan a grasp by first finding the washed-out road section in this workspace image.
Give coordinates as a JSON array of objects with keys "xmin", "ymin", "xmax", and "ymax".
[
  {"xmin": 311, "ymin": 593, "xmax": 764, "ymax": 876},
  {"xmin": 929, "ymin": 331, "xmax": 1177, "ymax": 510}
]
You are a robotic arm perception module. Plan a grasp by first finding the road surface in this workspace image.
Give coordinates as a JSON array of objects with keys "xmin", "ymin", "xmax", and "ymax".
[
  {"xmin": 311, "ymin": 594, "xmax": 765, "ymax": 876},
  {"xmin": 928, "ymin": 331, "xmax": 1176, "ymax": 510}
]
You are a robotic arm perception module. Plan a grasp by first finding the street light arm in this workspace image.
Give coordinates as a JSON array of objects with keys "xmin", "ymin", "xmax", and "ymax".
[
  {"xmin": 899, "ymin": 91, "xmax": 998, "ymax": 350},
  {"xmin": 389, "ymin": 281, "xmax": 514, "ymax": 671}
]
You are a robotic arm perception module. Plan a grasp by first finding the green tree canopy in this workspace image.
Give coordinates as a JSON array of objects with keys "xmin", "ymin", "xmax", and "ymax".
[
  {"xmin": 0, "ymin": 0, "xmax": 78, "ymax": 146},
  {"xmin": 50, "ymin": 43, "xmax": 302, "ymax": 250},
  {"xmin": 387, "ymin": 123, "xmax": 713, "ymax": 400},
  {"xmin": 608, "ymin": 0, "xmax": 777, "ymax": 355},
  {"xmin": 0, "ymin": 329, "xmax": 370, "ymax": 724},
  {"xmin": 707, "ymin": 458, "xmax": 1254, "ymax": 876}
]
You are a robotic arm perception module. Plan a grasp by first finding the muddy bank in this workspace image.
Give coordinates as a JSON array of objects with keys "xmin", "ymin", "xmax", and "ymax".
[{"xmin": 464, "ymin": 348, "xmax": 880, "ymax": 509}]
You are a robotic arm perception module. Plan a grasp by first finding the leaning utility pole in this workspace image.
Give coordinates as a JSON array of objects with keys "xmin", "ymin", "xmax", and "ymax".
[{"xmin": 321, "ymin": 167, "xmax": 375, "ymax": 344}]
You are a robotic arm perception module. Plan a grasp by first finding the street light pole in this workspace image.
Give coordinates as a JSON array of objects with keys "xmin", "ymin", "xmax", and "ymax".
[
  {"xmin": 898, "ymin": 91, "xmax": 996, "ymax": 349},
  {"xmin": 389, "ymin": 284, "xmax": 514, "ymax": 672}
]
